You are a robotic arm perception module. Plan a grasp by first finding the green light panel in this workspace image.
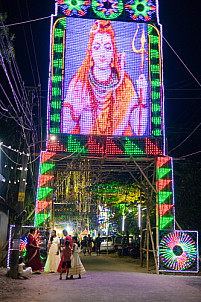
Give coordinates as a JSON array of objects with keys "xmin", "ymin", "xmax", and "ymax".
[
  {"xmin": 49, "ymin": 18, "xmax": 66, "ymax": 134},
  {"xmin": 35, "ymin": 213, "xmax": 51, "ymax": 227},
  {"xmin": 159, "ymin": 216, "xmax": 174, "ymax": 230},
  {"xmin": 157, "ymin": 167, "xmax": 171, "ymax": 180},
  {"xmin": 156, "ymin": 157, "xmax": 175, "ymax": 231},
  {"xmin": 67, "ymin": 135, "xmax": 88, "ymax": 153},
  {"xmin": 37, "ymin": 187, "xmax": 53, "ymax": 201},
  {"xmin": 158, "ymin": 191, "xmax": 172, "ymax": 204},
  {"xmin": 148, "ymin": 25, "xmax": 162, "ymax": 137},
  {"xmin": 40, "ymin": 163, "xmax": 55, "ymax": 175},
  {"xmin": 123, "ymin": 137, "xmax": 145, "ymax": 156}
]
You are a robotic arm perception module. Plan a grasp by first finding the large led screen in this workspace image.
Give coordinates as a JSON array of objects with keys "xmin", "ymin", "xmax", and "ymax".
[{"xmin": 61, "ymin": 18, "xmax": 150, "ymax": 137}]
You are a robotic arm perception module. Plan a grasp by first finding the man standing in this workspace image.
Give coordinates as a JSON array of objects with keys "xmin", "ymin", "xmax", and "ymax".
[
  {"xmin": 81, "ymin": 236, "xmax": 87, "ymax": 256},
  {"xmin": 87, "ymin": 234, "xmax": 92, "ymax": 256},
  {"xmin": 95, "ymin": 233, "xmax": 101, "ymax": 256}
]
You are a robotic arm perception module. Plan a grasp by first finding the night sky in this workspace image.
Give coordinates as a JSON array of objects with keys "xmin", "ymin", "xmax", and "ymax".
[{"xmin": 0, "ymin": 0, "xmax": 201, "ymax": 160}]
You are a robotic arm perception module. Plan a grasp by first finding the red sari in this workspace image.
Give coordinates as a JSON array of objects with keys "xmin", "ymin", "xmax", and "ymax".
[
  {"xmin": 26, "ymin": 234, "xmax": 43, "ymax": 271},
  {"xmin": 57, "ymin": 236, "xmax": 73, "ymax": 273}
]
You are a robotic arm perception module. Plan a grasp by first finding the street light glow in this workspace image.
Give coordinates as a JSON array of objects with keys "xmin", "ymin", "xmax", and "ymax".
[{"xmin": 138, "ymin": 204, "xmax": 141, "ymax": 229}]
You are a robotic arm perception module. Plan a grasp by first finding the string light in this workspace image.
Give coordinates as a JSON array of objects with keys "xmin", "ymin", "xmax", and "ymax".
[{"xmin": 2, "ymin": 144, "xmax": 30, "ymax": 156}]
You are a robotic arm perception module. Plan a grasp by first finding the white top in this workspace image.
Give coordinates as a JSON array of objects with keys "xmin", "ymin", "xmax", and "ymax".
[{"xmin": 18, "ymin": 262, "xmax": 25, "ymax": 274}]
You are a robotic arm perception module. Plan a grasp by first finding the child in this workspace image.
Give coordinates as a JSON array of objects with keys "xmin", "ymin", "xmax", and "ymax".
[
  {"xmin": 18, "ymin": 257, "xmax": 32, "ymax": 279},
  {"xmin": 70, "ymin": 236, "xmax": 86, "ymax": 279},
  {"xmin": 60, "ymin": 240, "xmax": 71, "ymax": 280}
]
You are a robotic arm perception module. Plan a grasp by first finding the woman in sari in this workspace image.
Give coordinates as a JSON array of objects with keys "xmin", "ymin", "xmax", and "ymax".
[
  {"xmin": 62, "ymin": 20, "xmax": 148, "ymax": 136},
  {"xmin": 26, "ymin": 228, "xmax": 43, "ymax": 272},
  {"xmin": 57, "ymin": 229, "xmax": 73, "ymax": 273}
]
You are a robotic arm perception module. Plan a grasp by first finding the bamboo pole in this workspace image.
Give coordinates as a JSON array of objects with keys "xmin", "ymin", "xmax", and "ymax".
[
  {"xmin": 140, "ymin": 226, "xmax": 143, "ymax": 267},
  {"xmin": 146, "ymin": 217, "xmax": 149, "ymax": 271},
  {"xmin": 146, "ymin": 199, "xmax": 159, "ymax": 275}
]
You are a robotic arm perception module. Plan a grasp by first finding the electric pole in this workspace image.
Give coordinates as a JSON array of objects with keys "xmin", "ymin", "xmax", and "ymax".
[{"xmin": 9, "ymin": 153, "xmax": 29, "ymax": 279}]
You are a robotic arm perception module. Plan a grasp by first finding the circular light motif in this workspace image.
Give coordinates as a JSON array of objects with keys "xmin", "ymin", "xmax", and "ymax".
[
  {"xmin": 125, "ymin": 0, "xmax": 156, "ymax": 21},
  {"xmin": 159, "ymin": 231, "xmax": 197, "ymax": 271},
  {"xmin": 58, "ymin": 0, "xmax": 91, "ymax": 17},
  {"xmin": 92, "ymin": 0, "xmax": 123, "ymax": 20}
]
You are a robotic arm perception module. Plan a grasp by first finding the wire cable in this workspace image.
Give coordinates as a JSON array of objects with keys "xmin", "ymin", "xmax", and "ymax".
[
  {"xmin": 0, "ymin": 16, "xmax": 51, "ymax": 28},
  {"xmin": 0, "ymin": 146, "xmax": 26, "ymax": 165},
  {"xmin": 163, "ymin": 37, "xmax": 201, "ymax": 87},
  {"xmin": 25, "ymin": 0, "xmax": 41, "ymax": 87},
  {"xmin": 179, "ymin": 151, "xmax": 201, "ymax": 159},
  {"xmin": 169, "ymin": 120, "xmax": 201, "ymax": 153}
]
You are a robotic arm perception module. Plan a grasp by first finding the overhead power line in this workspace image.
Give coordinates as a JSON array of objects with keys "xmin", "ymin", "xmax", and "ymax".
[
  {"xmin": 169, "ymin": 120, "xmax": 201, "ymax": 153},
  {"xmin": 0, "ymin": 16, "xmax": 51, "ymax": 28},
  {"xmin": 163, "ymin": 37, "xmax": 201, "ymax": 87}
]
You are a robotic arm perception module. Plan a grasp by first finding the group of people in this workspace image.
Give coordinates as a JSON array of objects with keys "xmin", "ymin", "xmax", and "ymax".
[
  {"xmin": 81, "ymin": 233, "xmax": 101, "ymax": 256},
  {"xmin": 22, "ymin": 228, "xmax": 86, "ymax": 280},
  {"xmin": 45, "ymin": 229, "xmax": 85, "ymax": 280}
]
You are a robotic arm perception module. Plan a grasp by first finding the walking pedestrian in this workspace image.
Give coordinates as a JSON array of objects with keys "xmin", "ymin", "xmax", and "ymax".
[
  {"xmin": 60, "ymin": 240, "xmax": 71, "ymax": 280},
  {"xmin": 95, "ymin": 233, "xmax": 101, "ymax": 256}
]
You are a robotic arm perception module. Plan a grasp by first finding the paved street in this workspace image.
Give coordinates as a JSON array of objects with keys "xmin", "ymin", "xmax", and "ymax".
[{"xmin": 1, "ymin": 254, "xmax": 201, "ymax": 302}]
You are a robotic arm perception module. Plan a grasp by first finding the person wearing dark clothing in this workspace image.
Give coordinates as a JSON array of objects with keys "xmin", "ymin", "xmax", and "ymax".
[
  {"xmin": 60, "ymin": 240, "xmax": 71, "ymax": 280},
  {"xmin": 81, "ymin": 236, "xmax": 87, "ymax": 256},
  {"xmin": 95, "ymin": 233, "xmax": 101, "ymax": 256},
  {"xmin": 87, "ymin": 234, "xmax": 92, "ymax": 255}
]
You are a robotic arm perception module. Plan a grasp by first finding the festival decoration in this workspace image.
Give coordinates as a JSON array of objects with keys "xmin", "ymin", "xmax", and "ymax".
[
  {"xmin": 19, "ymin": 236, "xmax": 28, "ymax": 257},
  {"xmin": 156, "ymin": 157, "xmax": 174, "ymax": 230},
  {"xmin": 58, "ymin": 0, "xmax": 91, "ymax": 17},
  {"xmin": 159, "ymin": 230, "xmax": 199, "ymax": 272},
  {"xmin": 92, "ymin": 0, "xmax": 123, "ymax": 20},
  {"xmin": 34, "ymin": 151, "xmax": 55, "ymax": 227},
  {"xmin": 47, "ymin": 14, "xmax": 163, "ymax": 157},
  {"xmin": 7, "ymin": 226, "xmax": 42, "ymax": 268},
  {"xmin": 125, "ymin": 0, "xmax": 156, "ymax": 21}
]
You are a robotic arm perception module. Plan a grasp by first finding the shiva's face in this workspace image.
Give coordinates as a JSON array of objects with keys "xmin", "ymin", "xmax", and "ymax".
[{"xmin": 91, "ymin": 33, "xmax": 114, "ymax": 70}]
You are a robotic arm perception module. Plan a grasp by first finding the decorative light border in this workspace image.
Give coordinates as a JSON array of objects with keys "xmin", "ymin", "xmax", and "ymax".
[
  {"xmin": 148, "ymin": 24, "xmax": 162, "ymax": 137},
  {"xmin": 125, "ymin": 0, "xmax": 156, "ymax": 21},
  {"xmin": 47, "ymin": 135, "xmax": 163, "ymax": 157},
  {"xmin": 55, "ymin": 0, "xmax": 159, "ymax": 23},
  {"xmin": 58, "ymin": 0, "xmax": 91, "ymax": 17},
  {"xmin": 47, "ymin": 17, "xmax": 164, "ymax": 157},
  {"xmin": 34, "ymin": 151, "xmax": 55, "ymax": 227},
  {"xmin": 156, "ymin": 157, "xmax": 175, "ymax": 230},
  {"xmin": 158, "ymin": 230, "xmax": 199, "ymax": 273},
  {"xmin": 49, "ymin": 17, "xmax": 66, "ymax": 134},
  {"xmin": 92, "ymin": 0, "xmax": 124, "ymax": 20},
  {"xmin": 7, "ymin": 225, "xmax": 34, "ymax": 269}
]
